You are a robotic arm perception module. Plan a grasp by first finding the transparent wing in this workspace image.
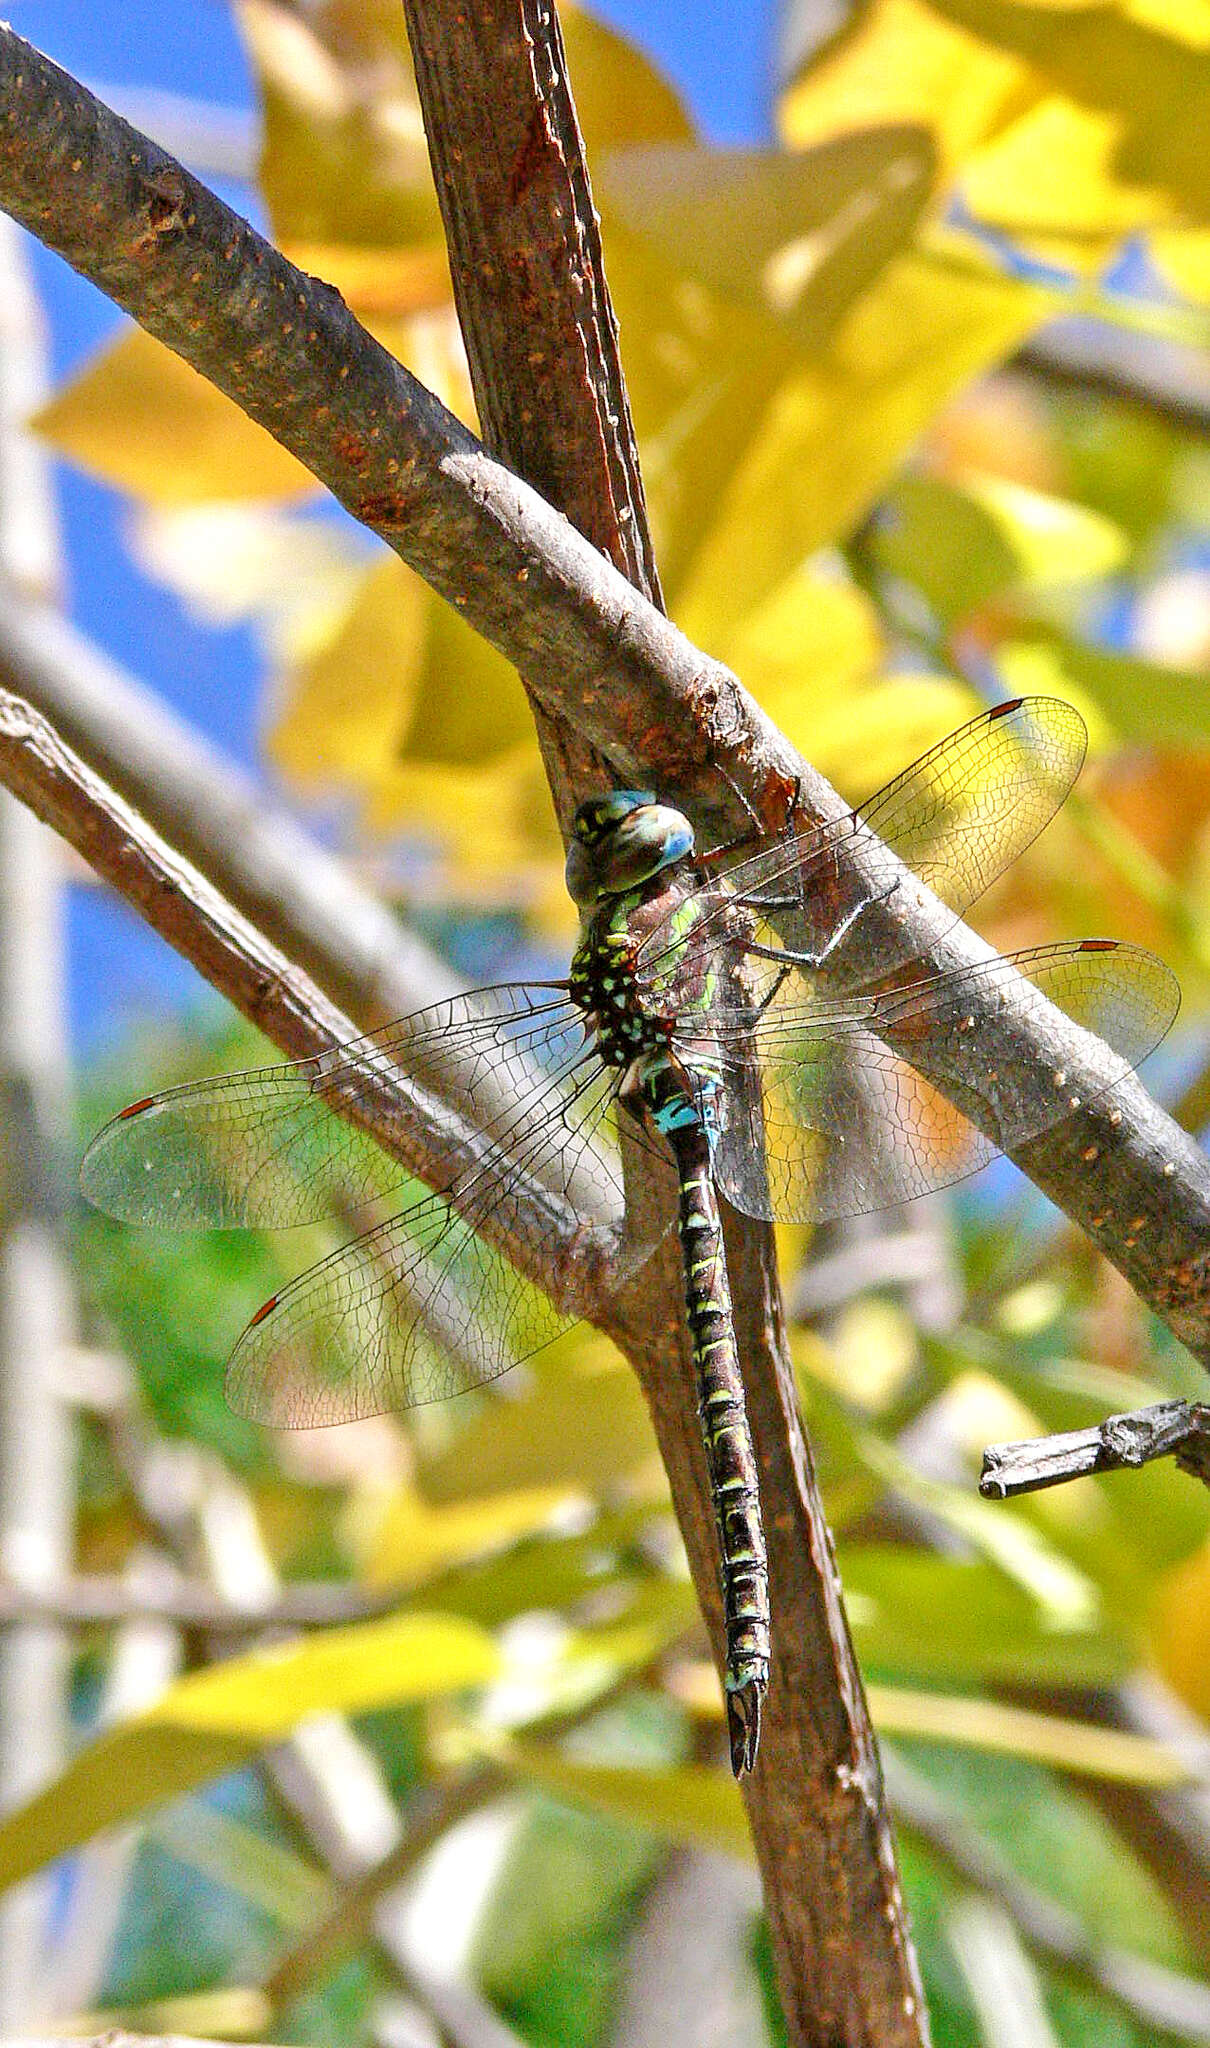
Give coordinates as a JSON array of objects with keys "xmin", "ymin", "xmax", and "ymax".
[
  {"xmin": 82, "ymin": 984, "xmax": 681, "ymax": 1427},
  {"xmin": 81, "ymin": 985, "xmax": 598, "ymax": 1229},
  {"xmin": 682, "ymin": 942, "xmax": 1179, "ymax": 1223},
  {"xmin": 638, "ymin": 697, "xmax": 1087, "ymax": 1006},
  {"xmin": 224, "ymin": 1052, "xmax": 643, "ymax": 1427}
]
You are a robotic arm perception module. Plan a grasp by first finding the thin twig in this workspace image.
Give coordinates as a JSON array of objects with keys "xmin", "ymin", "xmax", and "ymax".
[{"xmin": 980, "ymin": 1399, "xmax": 1210, "ymax": 1499}]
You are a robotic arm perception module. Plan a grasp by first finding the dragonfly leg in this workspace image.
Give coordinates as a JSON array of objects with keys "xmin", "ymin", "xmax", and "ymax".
[{"xmin": 737, "ymin": 879, "xmax": 901, "ymax": 975}]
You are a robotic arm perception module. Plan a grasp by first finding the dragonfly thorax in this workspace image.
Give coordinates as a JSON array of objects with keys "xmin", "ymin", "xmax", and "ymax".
[{"xmin": 567, "ymin": 796, "xmax": 704, "ymax": 1076}]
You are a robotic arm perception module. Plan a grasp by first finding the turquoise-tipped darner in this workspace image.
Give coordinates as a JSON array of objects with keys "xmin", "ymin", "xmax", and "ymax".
[{"xmin": 81, "ymin": 699, "xmax": 1179, "ymax": 1772}]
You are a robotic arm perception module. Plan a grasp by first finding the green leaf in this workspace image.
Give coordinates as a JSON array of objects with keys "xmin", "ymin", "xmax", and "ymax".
[
  {"xmin": 868, "ymin": 471, "xmax": 1126, "ymax": 628},
  {"xmin": 841, "ymin": 1547, "xmax": 1130, "ymax": 1685},
  {"xmin": 0, "ymin": 1613, "xmax": 498, "ymax": 1893},
  {"xmin": 996, "ymin": 634, "xmax": 1210, "ymax": 749},
  {"xmin": 499, "ymin": 1741, "xmax": 752, "ymax": 1860}
]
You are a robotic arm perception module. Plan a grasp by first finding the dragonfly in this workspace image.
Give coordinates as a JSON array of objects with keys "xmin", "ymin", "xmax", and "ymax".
[{"xmin": 81, "ymin": 698, "xmax": 1179, "ymax": 1774}]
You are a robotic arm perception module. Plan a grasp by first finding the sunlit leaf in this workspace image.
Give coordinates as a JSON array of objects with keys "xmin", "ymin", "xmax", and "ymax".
[
  {"xmin": 841, "ymin": 1548, "xmax": 1128, "ymax": 1683},
  {"xmin": 561, "ymin": 5, "xmax": 695, "ymax": 148},
  {"xmin": 780, "ymin": 0, "xmax": 1032, "ymax": 176},
  {"xmin": 995, "ymin": 634, "xmax": 1210, "ymax": 747},
  {"xmin": 672, "ymin": 252, "xmax": 1055, "ymax": 648},
  {"xmin": 963, "ymin": 95, "xmax": 1170, "ymax": 244},
  {"xmin": 32, "ymin": 327, "xmax": 317, "ymax": 504},
  {"xmin": 417, "ymin": 1339, "xmax": 661, "ymax": 1504},
  {"xmin": 239, "ymin": 0, "xmax": 443, "ymax": 251},
  {"xmin": 866, "ymin": 1685, "xmax": 1190, "ymax": 1782},
  {"xmin": 362, "ymin": 1482, "xmax": 582, "ymax": 1590},
  {"xmin": 0, "ymin": 1612, "xmax": 497, "ymax": 1893},
  {"xmin": 1150, "ymin": 224, "xmax": 1210, "ymax": 299},
  {"xmin": 926, "ymin": 0, "xmax": 1210, "ymax": 221},
  {"xmin": 601, "ymin": 129, "xmax": 935, "ymax": 616},
  {"xmin": 498, "ymin": 1740, "xmax": 752, "ymax": 1859},
  {"xmin": 868, "ymin": 469, "xmax": 1126, "ymax": 626},
  {"xmin": 69, "ymin": 1989, "xmax": 271, "ymax": 2041},
  {"xmin": 267, "ymin": 551, "xmax": 537, "ymax": 810},
  {"xmin": 1152, "ymin": 1535, "xmax": 1210, "ymax": 1714}
]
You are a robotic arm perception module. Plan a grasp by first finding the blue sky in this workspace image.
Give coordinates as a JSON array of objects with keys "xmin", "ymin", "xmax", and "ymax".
[{"xmin": 4, "ymin": 1, "xmax": 777, "ymax": 1050}]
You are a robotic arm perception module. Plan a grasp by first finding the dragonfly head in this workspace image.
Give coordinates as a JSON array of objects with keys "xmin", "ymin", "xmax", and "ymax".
[{"xmin": 565, "ymin": 790, "xmax": 695, "ymax": 904}]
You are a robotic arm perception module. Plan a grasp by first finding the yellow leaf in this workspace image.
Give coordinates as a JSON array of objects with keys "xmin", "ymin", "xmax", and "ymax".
[
  {"xmin": 156, "ymin": 1611, "xmax": 498, "ymax": 1734},
  {"xmin": 560, "ymin": 5, "xmax": 695, "ymax": 148},
  {"xmin": 268, "ymin": 553, "xmax": 535, "ymax": 799},
  {"xmin": 780, "ymin": 0, "xmax": 1034, "ymax": 176},
  {"xmin": 417, "ymin": 1336, "xmax": 661, "ymax": 1504},
  {"xmin": 964, "ymin": 96, "xmax": 1170, "ymax": 241},
  {"xmin": 725, "ymin": 559, "xmax": 884, "ymax": 691},
  {"xmin": 363, "ymin": 747, "xmax": 565, "ymax": 907},
  {"xmin": 1151, "ymin": 224, "xmax": 1210, "ymax": 298},
  {"xmin": 867, "ymin": 1685, "xmax": 1191, "ymax": 1782},
  {"xmin": 601, "ymin": 129, "xmax": 934, "ymax": 608},
  {"xmin": 1152, "ymin": 1535, "xmax": 1210, "ymax": 1714},
  {"xmin": 362, "ymin": 1483, "xmax": 581, "ymax": 1590},
  {"xmin": 599, "ymin": 129, "xmax": 932, "ymax": 337},
  {"xmin": 0, "ymin": 1612, "xmax": 498, "ymax": 1893},
  {"xmin": 32, "ymin": 327, "xmax": 316, "ymax": 504},
  {"xmin": 792, "ymin": 675, "xmax": 981, "ymax": 799},
  {"xmin": 281, "ymin": 240, "xmax": 454, "ymax": 317},
  {"xmin": 239, "ymin": 0, "xmax": 442, "ymax": 250},
  {"xmin": 674, "ymin": 252, "xmax": 1054, "ymax": 648},
  {"xmin": 926, "ymin": 0, "xmax": 1210, "ymax": 222}
]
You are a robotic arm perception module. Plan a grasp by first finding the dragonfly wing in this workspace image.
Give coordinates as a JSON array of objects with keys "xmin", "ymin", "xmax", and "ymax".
[
  {"xmin": 81, "ymin": 986, "xmax": 589, "ymax": 1229},
  {"xmin": 695, "ymin": 942, "xmax": 1178, "ymax": 1223},
  {"xmin": 638, "ymin": 698, "xmax": 1087, "ymax": 1007},
  {"xmin": 225, "ymin": 1053, "xmax": 639, "ymax": 1426}
]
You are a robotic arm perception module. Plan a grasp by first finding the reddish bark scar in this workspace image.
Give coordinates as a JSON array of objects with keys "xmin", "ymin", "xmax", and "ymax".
[
  {"xmin": 355, "ymin": 491, "xmax": 415, "ymax": 528},
  {"xmin": 508, "ymin": 103, "xmax": 554, "ymax": 204}
]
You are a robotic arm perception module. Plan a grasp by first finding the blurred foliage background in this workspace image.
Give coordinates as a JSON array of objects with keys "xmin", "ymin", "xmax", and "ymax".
[{"xmin": 2, "ymin": 0, "xmax": 1210, "ymax": 2045}]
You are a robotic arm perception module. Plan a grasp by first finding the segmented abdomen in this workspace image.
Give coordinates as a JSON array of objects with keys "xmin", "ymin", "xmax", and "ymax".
[{"xmin": 646, "ymin": 1064, "xmax": 769, "ymax": 1775}]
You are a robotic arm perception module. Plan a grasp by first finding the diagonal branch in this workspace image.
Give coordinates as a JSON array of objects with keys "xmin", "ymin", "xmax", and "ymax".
[{"xmin": 0, "ymin": 686, "xmax": 635, "ymax": 1344}]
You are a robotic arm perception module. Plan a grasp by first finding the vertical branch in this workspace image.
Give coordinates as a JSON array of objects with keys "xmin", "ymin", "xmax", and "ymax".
[
  {"xmin": 397, "ymin": 9, "xmax": 930, "ymax": 2043},
  {"xmin": 0, "ymin": 215, "xmax": 74, "ymax": 2025}
]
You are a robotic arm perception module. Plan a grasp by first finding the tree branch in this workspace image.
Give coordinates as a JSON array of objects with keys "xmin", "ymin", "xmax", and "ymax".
[
  {"xmin": 0, "ymin": 27, "xmax": 773, "ymax": 840},
  {"xmin": 980, "ymin": 1399, "xmax": 1210, "ymax": 1499},
  {"xmin": 397, "ymin": 8, "xmax": 926, "ymax": 2041}
]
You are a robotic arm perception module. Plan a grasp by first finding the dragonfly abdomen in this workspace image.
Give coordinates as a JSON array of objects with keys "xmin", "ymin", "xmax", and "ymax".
[{"xmin": 642, "ymin": 1060, "xmax": 769, "ymax": 1776}]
